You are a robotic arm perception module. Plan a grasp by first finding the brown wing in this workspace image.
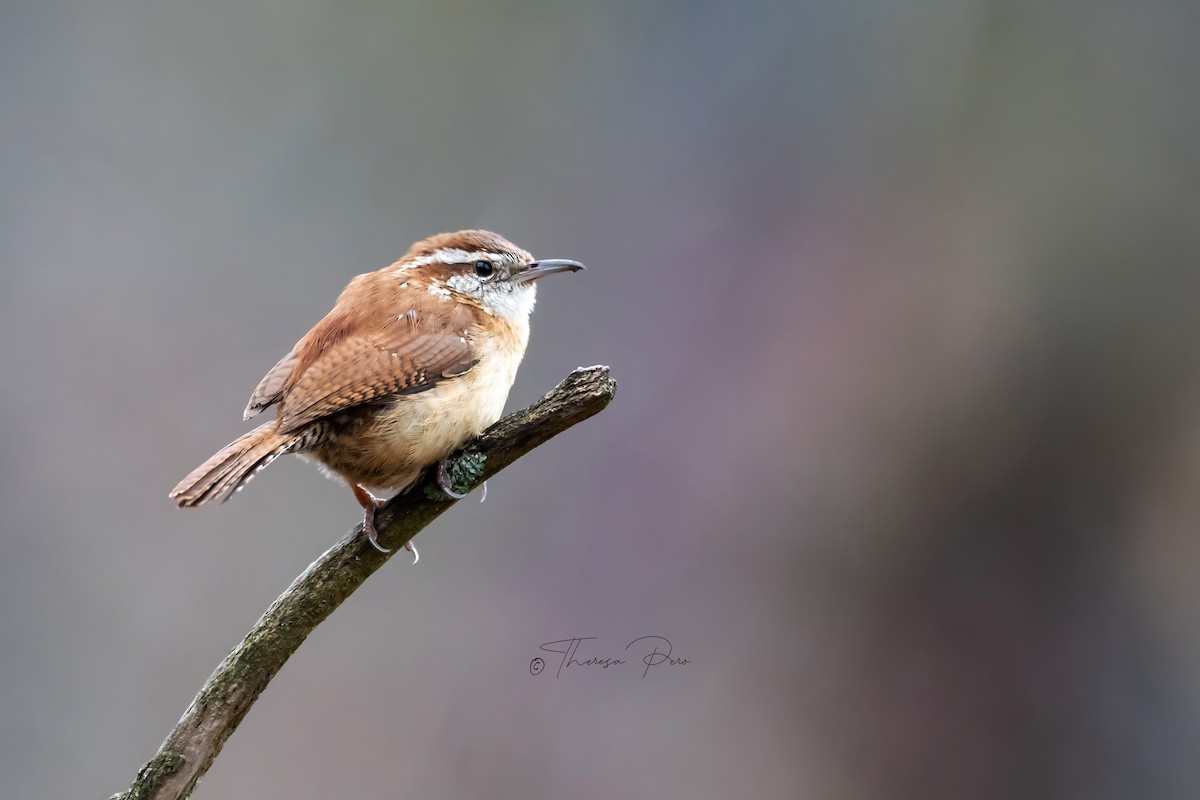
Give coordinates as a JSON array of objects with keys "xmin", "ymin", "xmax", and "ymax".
[
  {"xmin": 274, "ymin": 326, "xmax": 477, "ymax": 435},
  {"xmin": 243, "ymin": 348, "xmax": 299, "ymax": 420}
]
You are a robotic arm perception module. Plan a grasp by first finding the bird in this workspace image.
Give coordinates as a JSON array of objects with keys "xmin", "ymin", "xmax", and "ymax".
[{"xmin": 169, "ymin": 229, "xmax": 584, "ymax": 558}]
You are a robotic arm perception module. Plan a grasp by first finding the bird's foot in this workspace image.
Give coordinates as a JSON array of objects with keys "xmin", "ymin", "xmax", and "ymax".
[
  {"xmin": 429, "ymin": 460, "xmax": 460, "ymax": 496},
  {"xmin": 353, "ymin": 483, "xmax": 393, "ymax": 555},
  {"xmin": 435, "ymin": 459, "xmax": 467, "ymax": 499},
  {"xmin": 352, "ymin": 483, "xmax": 419, "ymax": 562},
  {"xmin": 361, "ymin": 504, "xmax": 390, "ymax": 553},
  {"xmin": 423, "ymin": 453, "xmax": 487, "ymax": 502}
]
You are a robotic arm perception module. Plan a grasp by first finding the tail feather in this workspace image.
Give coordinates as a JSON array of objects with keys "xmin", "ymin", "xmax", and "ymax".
[{"xmin": 170, "ymin": 423, "xmax": 299, "ymax": 507}]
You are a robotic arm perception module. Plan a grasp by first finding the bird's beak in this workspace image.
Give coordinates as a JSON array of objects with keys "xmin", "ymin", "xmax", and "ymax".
[{"xmin": 513, "ymin": 258, "xmax": 586, "ymax": 284}]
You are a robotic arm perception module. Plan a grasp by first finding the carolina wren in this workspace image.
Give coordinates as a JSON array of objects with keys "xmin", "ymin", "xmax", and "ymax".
[{"xmin": 170, "ymin": 229, "xmax": 584, "ymax": 557}]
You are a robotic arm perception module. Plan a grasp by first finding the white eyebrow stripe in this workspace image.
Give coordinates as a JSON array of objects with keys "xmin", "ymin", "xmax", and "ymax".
[{"xmin": 396, "ymin": 248, "xmax": 519, "ymax": 272}]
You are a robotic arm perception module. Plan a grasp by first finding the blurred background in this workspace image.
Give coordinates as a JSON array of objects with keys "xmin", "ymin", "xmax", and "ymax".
[{"xmin": 2, "ymin": 1, "xmax": 1199, "ymax": 798}]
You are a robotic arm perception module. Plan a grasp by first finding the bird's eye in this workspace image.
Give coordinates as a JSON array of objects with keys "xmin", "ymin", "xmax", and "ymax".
[{"xmin": 473, "ymin": 260, "xmax": 495, "ymax": 279}]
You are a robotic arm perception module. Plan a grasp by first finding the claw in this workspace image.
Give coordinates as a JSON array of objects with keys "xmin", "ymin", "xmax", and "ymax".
[
  {"xmin": 436, "ymin": 459, "xmax": 467, "ymax": 499},
  {"xmin": 479, "ymin": 480, "xmax": 488, "ymax": 503}
]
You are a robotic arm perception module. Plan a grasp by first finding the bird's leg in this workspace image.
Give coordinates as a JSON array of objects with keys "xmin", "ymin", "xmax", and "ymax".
[
  {"xmin": 435, "ymin": 459, "xmax": 467, "ymax": 500},
  {"xmin": 351, "ymin": 483, "xmax": 418, "ymax": 562}
]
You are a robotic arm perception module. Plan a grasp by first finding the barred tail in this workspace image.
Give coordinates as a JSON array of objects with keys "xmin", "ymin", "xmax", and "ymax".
[{"xmin": 170, "ymin": 422, "xmax": 298, "ymax": 507}]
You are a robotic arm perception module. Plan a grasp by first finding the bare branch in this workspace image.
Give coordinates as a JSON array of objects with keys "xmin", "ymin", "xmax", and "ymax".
[{"xmin": 111, "ymin": 366, "xmax": 616, "ymax": 800}]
